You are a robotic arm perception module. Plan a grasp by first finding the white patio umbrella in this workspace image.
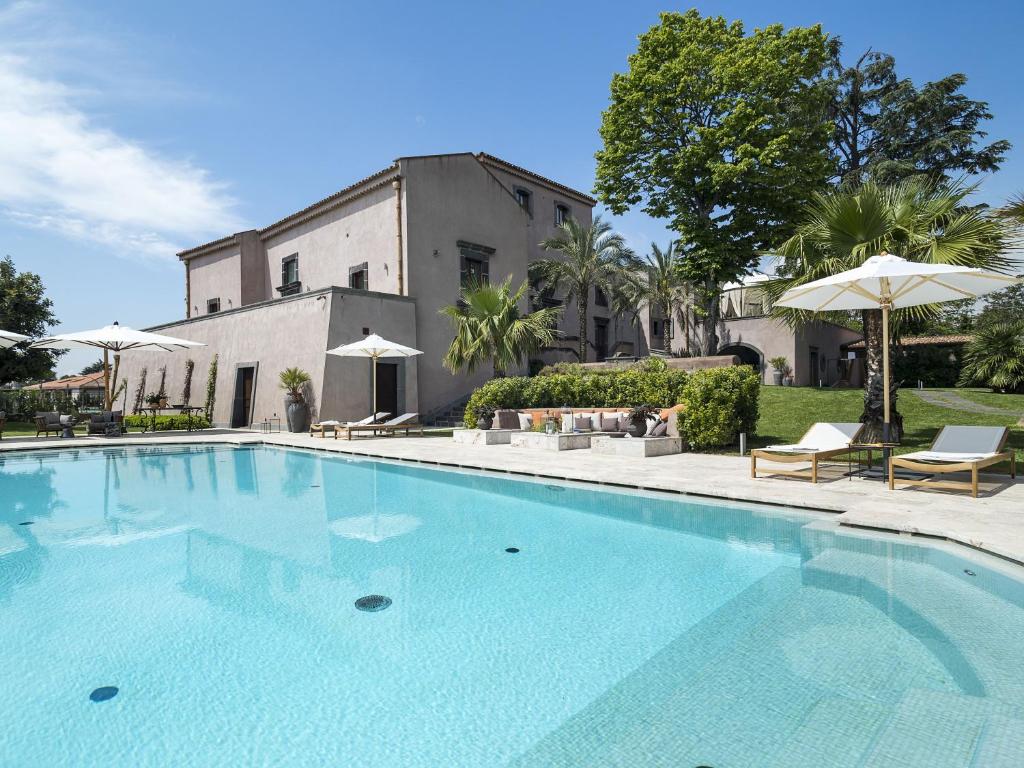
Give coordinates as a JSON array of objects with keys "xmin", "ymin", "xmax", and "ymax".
[
  {"xmin": 0, "ymin": 329, "xmax": 29, "ymax": 349},
  {"xmin": 31, "ymin": 321, "xmax": 206, "ymax": 409},
  {"xmin": 326, "ymin": 333, "xmax": 422, "ymax": 416},
  {"xmin": 775, "ymin": 252, "xmax": 1019, "ymax": 443}
]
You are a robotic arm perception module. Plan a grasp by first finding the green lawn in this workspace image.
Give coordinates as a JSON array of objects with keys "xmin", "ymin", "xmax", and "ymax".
[
  {"xmin": 1, "ymin": 421, "xmax": 39, "ymax": 438},
  {"xmin": 753, "ymin": 386, "xmax": 1023, "ymax": 462}
]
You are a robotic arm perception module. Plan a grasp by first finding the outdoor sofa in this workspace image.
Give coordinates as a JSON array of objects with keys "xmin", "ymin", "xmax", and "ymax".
[
  {"xmin": 750, "ymin": 422, "xmax": 865, "ymax": 483},
  {"xmin": 889, "ymin": 425, "xmax": 1017, "ymax": 497},
  {"xmin": 34, "ymin": 412, "xmax": 64, "ymax": 437},
  {"xmin": 87, "ymin": 411, "xmax": 125, "ymax": 436},
  {"xmin": 506, "ymin": 405, "xmax": 686, "ymax": 438},
  {"xmin": 339, "ymin": 413, "xmax": 423, "ymax": 439}
]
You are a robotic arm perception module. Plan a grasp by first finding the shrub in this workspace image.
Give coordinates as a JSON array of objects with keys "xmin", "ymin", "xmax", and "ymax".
[
  {"xmin": 957, "ymin": 322, "xmax": 1024, "ymax": 392},
  {"xmin": 463, "ymin": 360, "xmax": 689, "ymax": 427},
  {"xmin": 678, "ymin": 366, "xmax": 760, "ymax": 449},
  {"xmin": 124, "ymin": 414, "xmax": 211, "ymax": 431}
]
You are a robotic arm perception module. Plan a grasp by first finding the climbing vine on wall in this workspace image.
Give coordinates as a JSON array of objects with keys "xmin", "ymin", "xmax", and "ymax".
[{"xmin": 204, "ymin": 354, "xmax": 218, "ymax": 422}]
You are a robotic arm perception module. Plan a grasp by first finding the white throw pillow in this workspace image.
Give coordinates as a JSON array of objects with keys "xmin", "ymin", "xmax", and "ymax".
[
  {"xmin": 645, "ymin": 415, "xmax": 661, "ymax": 436},
  {"xmin": 518, "ymin": 413, "xmax": 533, "ymax": 431}
]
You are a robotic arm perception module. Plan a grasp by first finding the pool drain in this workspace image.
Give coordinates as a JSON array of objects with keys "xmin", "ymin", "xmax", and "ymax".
[
  {"xmin": 505, "ymin": 547, "xmax": 520, "ymax": 553},
  {"xmin": 545, "ymin": 485, "xmax": 565, "ymax": 492},
  {"xmin": 18, "ymin": 521, "xmax": 33, "ymax": 526},
  {"xmin": 355, "ymin": 595, "xmax": 392, "ymax": 612},
  {"xmin": 964, "ymin": 569, "xmax": 976, "ymax": 577},
  {"xmin": 89, "ymin": 686, "xmax": 118, "ymax": 702}
]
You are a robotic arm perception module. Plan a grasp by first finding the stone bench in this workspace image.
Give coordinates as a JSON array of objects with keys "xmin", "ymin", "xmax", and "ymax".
[
  {"xmin": 451, "ymin": 428, "xmax": 519, "ymax": 446},
  {"xmin": 509, "ymin": 431, "xmax": 594, "ymax": 451},
  {"xmin": 590, "ymin": 435, "xmax": 683, "ymax": 458}
]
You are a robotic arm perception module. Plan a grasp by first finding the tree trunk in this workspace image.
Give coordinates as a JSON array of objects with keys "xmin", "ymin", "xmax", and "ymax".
[
  {"xmin": 578, "ymin": 298, "xmax": 588, "ymax": 362},
  {"xmin": 662, "ymin": 302, "xmax": 672, "ymax": 354},
  {"xmin": 701, "ymin": 280, "xmax": 720, "ymax": 355},
  {"xmin": 859, "ymin": 308, "xmax": 903, "ymax": 443}
]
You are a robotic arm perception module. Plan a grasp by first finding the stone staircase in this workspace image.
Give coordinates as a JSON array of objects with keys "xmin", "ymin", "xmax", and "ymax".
[{"xmin": 423, "ymin": 393, "xmax": 472, "ymax": 427}]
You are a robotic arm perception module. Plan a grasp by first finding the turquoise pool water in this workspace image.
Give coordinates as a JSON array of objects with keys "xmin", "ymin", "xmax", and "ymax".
[{"xmin": 1, "ymin": 445, "xmax": 1023, "ymax": 767}]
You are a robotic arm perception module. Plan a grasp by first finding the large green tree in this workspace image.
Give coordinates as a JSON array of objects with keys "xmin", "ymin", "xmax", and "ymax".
[
  {"xmin": 828, "ymin": 46, "xmax": 1010, "ymax": 186},
  {"xmin": 533, "ymin": 215, "xmax": 632, "ymax": 362},
  {"xmin": 595, "ymin": 10, "xmax": 832, "ymax": 354},
  {"xmin": 441, "ymin": 277, "xmax": 561, "ymax": 377},
  {"xmin": 0, "ymin": 256, "xmax": 61, "ymax": 385},
  {"xmin": 765, "ymin": 179, "xmax": 1014, "ymax": 441}
]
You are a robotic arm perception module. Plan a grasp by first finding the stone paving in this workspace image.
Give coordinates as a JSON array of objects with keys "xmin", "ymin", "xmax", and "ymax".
[{"xmin": 2, "ymin": 428, "xmax": 1022, "ymax": 566}]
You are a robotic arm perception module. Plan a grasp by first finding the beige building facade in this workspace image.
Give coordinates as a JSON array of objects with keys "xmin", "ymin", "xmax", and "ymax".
[{"xmin": 117, "ymin": 153, "xmax": 631, "ymax": 427}]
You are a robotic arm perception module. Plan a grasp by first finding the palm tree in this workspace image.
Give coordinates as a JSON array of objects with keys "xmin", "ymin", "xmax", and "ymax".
[
  {"xmin": 607, "ymin": 269, "xmax": 646, "ymax": 357},
  {"xmin": 1000, "ymin": 193, "xmax": 1024, "ymax": 224},
  {"xmin": 440, "ymin": 277, "xmax": 561, "ymax": 377},
  {"xmin": 958, "ymin": 322, "xmax": 1024, "ymax": 393},
  {"xmin": 628, "ymin": 240, "xmax": 695, "ymax": 355},
  {"xmin": 533, "ymin": 215, "xmax": 632, "ymax": 362},
  {"xmin": 765, "ymin": 178, "xmax": 1014, "ymax": 440}
]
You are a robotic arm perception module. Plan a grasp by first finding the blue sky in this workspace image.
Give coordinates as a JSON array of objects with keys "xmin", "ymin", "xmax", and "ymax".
[{"xmin": 2, "ymin": 0, "xmax": 1021, "ymax": 375}]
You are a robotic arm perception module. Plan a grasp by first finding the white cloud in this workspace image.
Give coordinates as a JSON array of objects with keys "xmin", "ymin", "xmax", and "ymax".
[{"xmin": 0, "ymin": 5, "xmax": 243, "ymax": 261}]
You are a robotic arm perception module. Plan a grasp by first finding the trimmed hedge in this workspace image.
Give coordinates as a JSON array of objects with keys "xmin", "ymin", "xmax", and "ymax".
[
  {"xmin": 124, "ymin": 414, "xmax": 212, "ymax": 431},
  {"xmin": 678, "ymin": 366, "xmax": 760, "ymax": 449},
  {"xmin": 464, "ymin": 359, "xmax": 688, "ymax": 427}
]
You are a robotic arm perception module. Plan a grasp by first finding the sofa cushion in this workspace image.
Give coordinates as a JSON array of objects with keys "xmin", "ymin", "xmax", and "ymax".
[
  {"xmin": 494, "ymin": 409, "xmax": 520, "ymax": 430},
  {"xmin": 599, "ymin": 414, "xmax": 620, "ymax": 432},
  {"xmin": 650, "ymin": 420, "xmax": 668, "ymax": 437},
  {"xmin": 517, "ymin": 413, "xmax": 533, "ymax": 431},
  {"xmin": 573, "ymin": 415, "xmax": 593, "ymax": 432}
]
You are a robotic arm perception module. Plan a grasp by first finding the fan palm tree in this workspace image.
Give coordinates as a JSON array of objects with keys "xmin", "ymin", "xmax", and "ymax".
[
  {"xmin": 958, "ymin": 322, "xmax": 1024, "ymax": 393},
  {"xmin": 440, "ymin": 277, "xmax": 561, "ymax": 378},
  {"xmin": 533, "ymin": 215, "xmax": 632, "ymax": 362},
  {"xmin": 764, "ymin": 177, "xmax": 1014, "ymax": 440},
  {"xmin": 628, "ymin": 241, "xmax": 696, "ymax": 355},
  {"xmin": 1000, "ymin": 193, "xmax": 1024, "ymax": 225}
]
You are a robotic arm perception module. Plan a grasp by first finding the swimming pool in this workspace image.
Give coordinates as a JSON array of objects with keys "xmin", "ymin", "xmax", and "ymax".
[{"xmin": 1, "ymin": 444, "xmax": 1023, "ymax": 767}]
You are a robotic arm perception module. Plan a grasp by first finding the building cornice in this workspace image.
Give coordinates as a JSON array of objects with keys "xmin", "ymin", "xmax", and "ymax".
[{"xmin": 475, "ymin": 152, "xmax": 597, "ymax": 206}]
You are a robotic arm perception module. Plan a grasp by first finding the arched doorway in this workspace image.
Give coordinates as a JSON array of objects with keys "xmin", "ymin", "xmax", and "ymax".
[{"xmin": 719, "ymin": 343, "xmax": 763, "ymax": 380}]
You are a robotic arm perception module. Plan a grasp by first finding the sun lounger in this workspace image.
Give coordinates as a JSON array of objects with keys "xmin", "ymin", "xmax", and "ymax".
[
  {"xmin": 310, "ymin": 412, "xmax": 389, "ymax": 437},
  {"xmin": 889, "ymin": 426, "xmax": 1016, "ymax": 497},
  {"xmin": 750, "ymin": 422, "xmax": 865, "ymax": 483},
  {"xmin": 340, "ymin": 413, "xmax": 422, "ymax": 439}
]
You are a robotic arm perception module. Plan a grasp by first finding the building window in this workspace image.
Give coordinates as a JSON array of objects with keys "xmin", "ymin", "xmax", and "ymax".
[
  {"xmin": 651, "ymin": 320, "xmax": 661, "ymax": 337},
  {"xmin": 206, "ymin": 298, "xmax": 221, "ymax": 314},
  {"xmin": 278, "ymin": 254, "xmax": 301, "ymax": 296},
  {"xmin": 457, "ymin": 240, "xmax": 494, "ymax": 288},
  {"xmin": 595, "ymin": 286, "xmax": 608, "ymax": 307},
  {"xmin": 514, "ymin": 187, "xmax": 532, "ymax": 214},
  {"xmin": 554, "ymin": 203, "xmax": 571, "ymax": 227},
  {"xmin": 349, "ymin": 262, "xmax": 369, "ymax": 291}
]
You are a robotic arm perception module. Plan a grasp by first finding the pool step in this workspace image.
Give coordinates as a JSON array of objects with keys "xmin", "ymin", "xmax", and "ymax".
[{"xmin": 508, "ymin": 566, "xmax": 805, "ymax": 767}]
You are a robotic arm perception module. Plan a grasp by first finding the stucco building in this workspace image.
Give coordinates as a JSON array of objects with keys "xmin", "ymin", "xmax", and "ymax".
[{"xmin": 116, "ymin": 153, "xmax": 632, "ymax": 427}]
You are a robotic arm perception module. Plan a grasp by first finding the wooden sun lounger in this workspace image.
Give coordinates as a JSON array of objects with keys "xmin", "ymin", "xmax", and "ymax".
[
  {"xmin": 889, "ymin": 426, "xmax": 1017, "ymax": 497},
  {"xmin": 336, "ymin": 413, "xmax": 422, "ymax": 439},
  {"xmin": 750, "ymin": 422, "xmax": 865, "ymax": 484}
]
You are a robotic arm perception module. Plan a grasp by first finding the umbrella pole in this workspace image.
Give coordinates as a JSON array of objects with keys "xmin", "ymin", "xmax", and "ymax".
[
  {"xmin": 372, "ymin": 355, "xmax": 377, "ymax": 418},
  {"xmin": 103, "ymin": 348, "xmax": 111, "ymax": 410},
  {"xmin": 881, "ymin": 304, "xmax": 891, "ymax": 442}
]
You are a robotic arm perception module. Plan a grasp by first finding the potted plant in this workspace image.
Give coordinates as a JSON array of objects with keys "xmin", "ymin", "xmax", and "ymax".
[
  {"xmin": 768, "ymin": 356, "xmax": 788, "ymax": 386},
  {"xmin": 144, "ymin": 392, "xmax": 162, "ymax": 409},
  {"xmin": 625, "ymin": 404, "xmax": 658, "ymax": 438},
  {"xmin": 279, "ymin": 367, "xmax": 312, "ymax": 432},
  {"xmin": 782, "ymin": 363, "xmax": 794, "ymax": 386},
  {"xmin": 473, "ymin": 404, "xmax": 496, "ymax": 430}
]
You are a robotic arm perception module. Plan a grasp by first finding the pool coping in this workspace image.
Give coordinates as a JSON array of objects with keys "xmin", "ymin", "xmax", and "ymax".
[{"xmin": 3, "ymin": 430, "xmax": 1023, "ymax": 569}]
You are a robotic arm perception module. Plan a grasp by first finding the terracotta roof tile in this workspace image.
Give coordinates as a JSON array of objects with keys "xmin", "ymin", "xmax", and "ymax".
[{"xmin": 845, "ymin": 334, "xmax": 974, "ymax": 349}]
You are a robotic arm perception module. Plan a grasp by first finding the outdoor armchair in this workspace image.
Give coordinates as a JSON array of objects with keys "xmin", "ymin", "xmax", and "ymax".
[
  {"xmin": 889, "ymin": 425, "xmax": 1016, "ymax": 497},
  {"xmin": 34, "ymin": 411, "xmax": 63, "ymax": 437},
  {"xmin": 750, "ymin": 422, "xmax": 865, "ymax": 484}
]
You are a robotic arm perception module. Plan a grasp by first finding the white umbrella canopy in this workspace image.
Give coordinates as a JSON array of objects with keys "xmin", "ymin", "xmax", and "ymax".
[
  {"xmin": 0, "ymin": 329, "xmax": 29, "ymax": 349},
  {"xmin": 31, "ymin": 321, "xmax": 206, "ymax": 409},
  {"xmin": 776, "ymin": 253, "xmax": 1020, "ymax": 443},
  {"xmin": 326, "ymin": 334, "xmax": 423, "ymax": 416}
]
